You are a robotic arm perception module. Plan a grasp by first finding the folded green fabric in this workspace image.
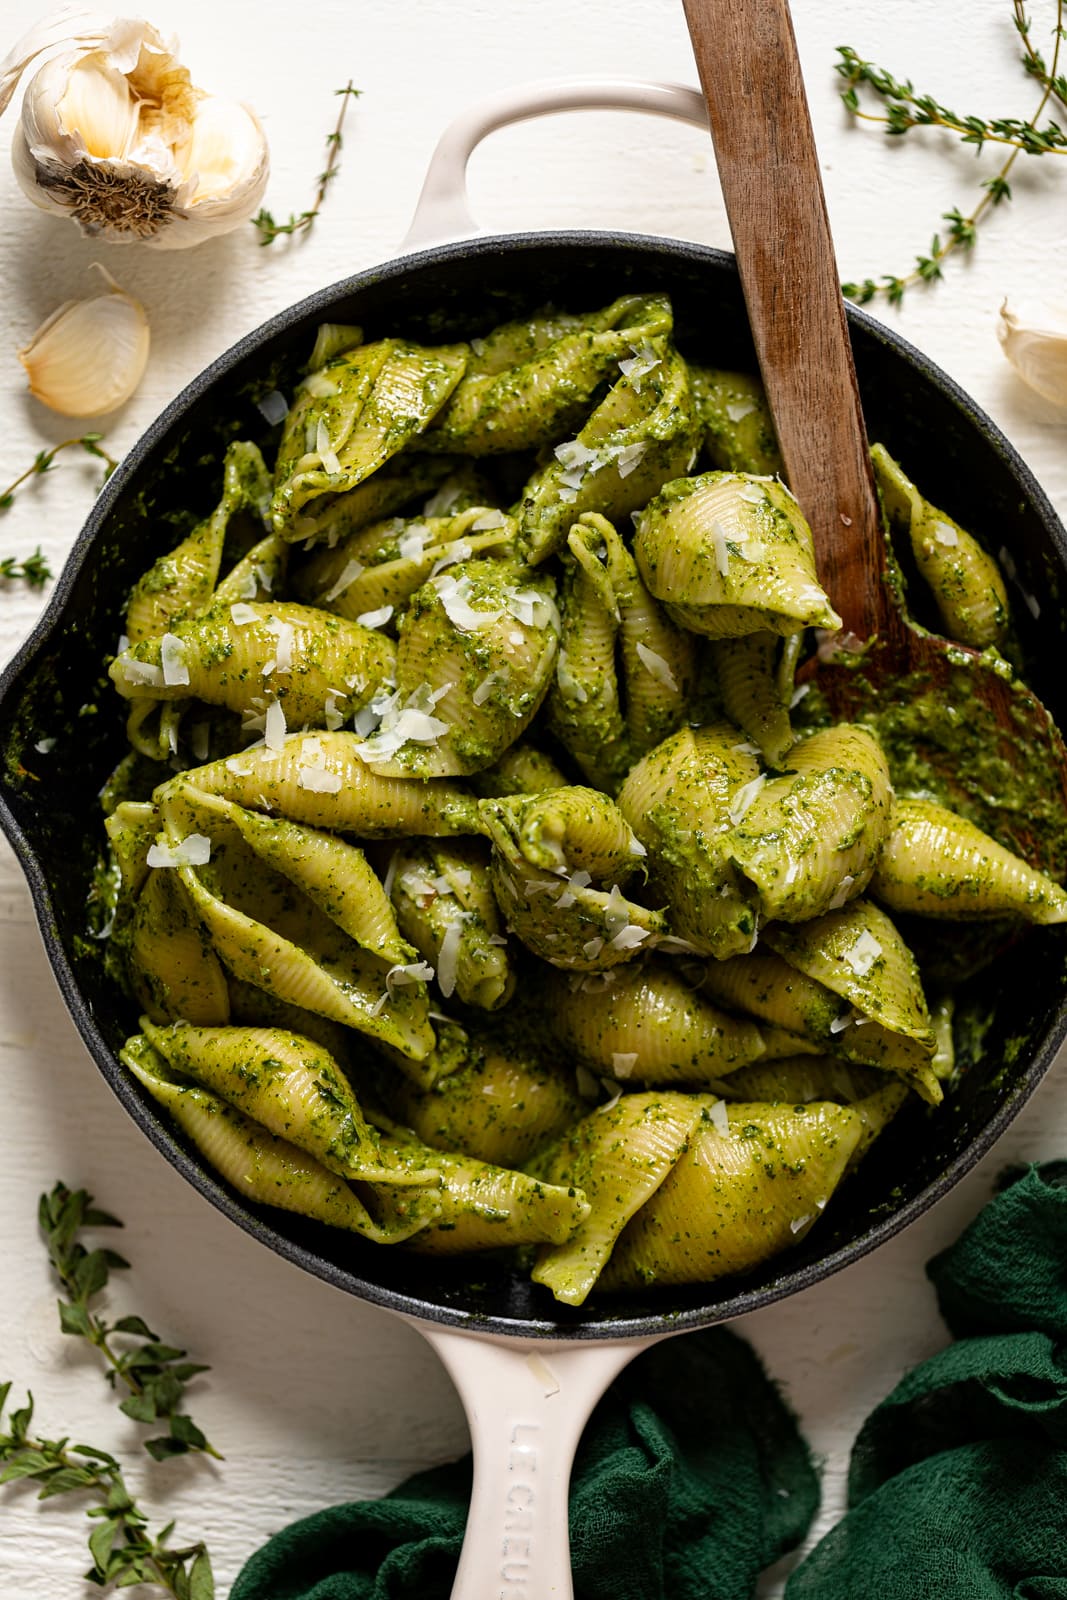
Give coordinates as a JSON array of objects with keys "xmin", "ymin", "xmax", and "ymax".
[
  {"xmin": 786, "ymin": 1162, "xmax": 1067, "ymax": 1600},
  {"xmin": 230, "ymin": 1327, "xmax": 818, "ymax": 1600}
]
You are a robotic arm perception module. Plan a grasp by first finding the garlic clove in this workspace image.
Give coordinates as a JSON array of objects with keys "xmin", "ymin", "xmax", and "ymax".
[
  {"xmin": 18, "ymin": 265, "xmax": 149, "ymax": 417},
  {"xmin": 173, "ymin": 95, "xmax": 266, "ymax": 206},
  {"xmin": 997, "ymin": 300, "xmax": 1067, "ymax": 409}
]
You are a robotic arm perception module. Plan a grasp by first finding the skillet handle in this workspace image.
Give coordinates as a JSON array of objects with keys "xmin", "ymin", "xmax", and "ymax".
[
  {"xmin": 417, "ymin": 1323, "xmax": 652, "ymax": 1600},
  {"xmin": 400, "ymin": 77, "xmax": 709, "ymax": 250}
]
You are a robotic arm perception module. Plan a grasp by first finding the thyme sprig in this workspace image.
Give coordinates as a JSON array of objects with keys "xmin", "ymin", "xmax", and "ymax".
[
  {"xmin": 0, "ymin": 549, "xmax": 53, "ymax": 590},
  {"xmin": 0, "ymin": 432, "xmax": 118, "ymax": 512},
  {"xmin": 837, "ymin": 0, "xmax": 1067, "ymax": 304},
  {"xmin": 39, "ymin": 1183, "xmax": 222, "ymax": 1463},
  {"xmin": 0, "ymin": 1389, "xmax": 213, "ymax": 1596},
  {"xmin": 1, "ymin": 1184, "xmax": 218, "ymax": 1594},
  {"xmin": 252, "ymin": 82, "xmax": 361, "ymax": 244}
]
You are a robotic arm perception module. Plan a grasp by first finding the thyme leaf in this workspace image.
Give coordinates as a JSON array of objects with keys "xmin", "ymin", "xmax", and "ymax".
[
  {"xmin": 0, "ymin": 432, "xmax": 118, "ymax": 514},
  {"xmin": 252, "ymin": 83, "xmax": 361, "ymax": 245},
  {"xmin": 0, "ymin": 549, "xmax": 53, "ymax": 591},
  {"xmin": 838, "ymin": 0, "xmax": 1067, "ymax": 303}
]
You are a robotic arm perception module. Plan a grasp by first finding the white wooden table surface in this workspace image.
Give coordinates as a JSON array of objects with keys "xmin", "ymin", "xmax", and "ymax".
[{"xmin": 1, "ymin": 0, "xmax": 1065, "ymax": 1593}]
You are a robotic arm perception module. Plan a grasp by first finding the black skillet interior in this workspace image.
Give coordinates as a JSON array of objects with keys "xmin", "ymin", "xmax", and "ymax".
[{"xmin": 2, "ymin": 233, "xmax": 1065, "ymax": 1339}]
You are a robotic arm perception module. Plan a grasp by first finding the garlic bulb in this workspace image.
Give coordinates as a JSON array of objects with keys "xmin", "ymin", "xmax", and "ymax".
[
  {"xmin": 19, "ymin": 264, "xmax": 149, "ymax": 415},
  {"xmin": 997, "ymin": 300, "xmax": 1067, "ymax": 408},
  {"xmin": 0, "ymin": 12, "xmax": 268, "ymax": 248}
]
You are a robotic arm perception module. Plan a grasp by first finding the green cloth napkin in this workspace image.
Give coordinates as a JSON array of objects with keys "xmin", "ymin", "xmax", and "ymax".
[
  {"xmin": 230, "ymin": 1327, "xmax": 819, "ymax": 1600},
  {"xmin": 786, "ymin": 1161, "xmax": 1067, "ymax": 1600}
]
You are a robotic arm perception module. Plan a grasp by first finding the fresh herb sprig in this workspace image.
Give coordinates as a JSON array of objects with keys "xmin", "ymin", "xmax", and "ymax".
[
  {"xmin": 0, "ymin": 549, "xmax": 53, "ymax": 591},
  {"xmin": 252, "ymin": 82, "xmax": 361, "ymax": 244},
  {"xmin": 837, "ymin": 0, "xmax": 1067, "ymax": 304},
  {"xmin": 1, "ymin": 1184, "xmax": 218, "ymax": 1594},
  {"xmin": 39, "ymin": 1183, "xmax": 221, "ymax": 1463},
  {"xmin": 0, "ymin": 432, "xmax": 118, "ymax": 512},
  {"xmin": 0, "ymin": 1388, "xmax": 213, "ymax": 1595}
]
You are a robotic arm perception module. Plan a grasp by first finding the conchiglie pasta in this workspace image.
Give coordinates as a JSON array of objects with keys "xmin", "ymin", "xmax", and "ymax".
[
  {"xmin": 633, "ymin": 471, "xmax": 840, "ymax": 638},
  {"xmin": 688, "ymin": 367, "xmax": 783, "ymax": 477},
  {"xmin": 870, "ymin": 797, "xmax": 1067, "ymax": 923},
  {"xmin": 598, "ymin": 1100, "xmax": 864, "ymax": 1291},
  {"xmin": 389, "ymin": 838, "xmax": 513, "ymax": 1010}
]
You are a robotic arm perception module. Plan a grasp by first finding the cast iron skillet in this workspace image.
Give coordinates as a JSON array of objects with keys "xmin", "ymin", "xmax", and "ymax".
[
  {"xmin": 1, "ymin": 77, "xmax": 1066, "ymax": 1594},
  {"xmin": 4, "ymin": 217, "xmax": 1066, "ymax": 1328}
]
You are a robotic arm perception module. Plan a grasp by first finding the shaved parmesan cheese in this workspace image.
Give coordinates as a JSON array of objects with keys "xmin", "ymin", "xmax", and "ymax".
[
  {"xmin": 612, "ymin": 1052, "xmax": 639, "ymax": 1079},
  {"xmin": 471, "ymin": 509, "xmax": 507, "ymax": 531},
  {"xmin": 315, "ymin": 417, "xmax": 341, "ymax": 477},
  {"xmin": 618, "ymin": 343, "xmax": 661, "ymax": 391},
  {"xmin": 616, "ymin": 441, "xmax": 647, "ymax": 479},
  {"xmin": 264, "ymin": 700, "xmax": 287, "ymax": 751},
  {"xmin": 323, "ymin": 559, "xmax": 365, "ymax": 603},
  {"xmin": 726, "ymin": 399, "xmax": 757, "ymax": 423},
  {"xmin": 829, "ymin": 1011, "xmax": 854, "ymax": 1035},
  {"xmin": 297, "ymin": 765, "xmax": 342, "ymax": 793},
  {"xmin": 711, "ymin": 520, "xmax": 731, "ymax": 577},
  {"xmin": 264, "ymin": 618, "xmax": 295, "ymax": 674},
  {"xmin": 160, "ymin": 633, "xmax": 190, "ymax": 687},
  {"xmin": 635, "ymin": 641, "xmax": 678, "ymax": 691},
  {"xmin": 556, "ymin": 650, "xmax": 588, "ymax": 704},
  {"xmin": 33, "ymin": 735, "xmax": 55, "ymax": 755},
  {"xmin": 790, "ymin": 1214, "xmax": 813, "ymax": 1235},
  {"xmin": 113, "ymin": 657, "xmax": 164, "ymax": 689},
  {"xmin": 256, "ymin": 389, "xmax": 289, "ymax": 424},
  {"xmin": 433, "ymin": 572, "xmax": 503, "ymax": 631},
  {"xmin": 356, "ymin": 605, "xmax": 393, "ymax": 629},
  {"xmin": 324, "ymin": 694, "xmax": 346, "ymax": 732},
  {"xmin": 230, "ymin": 602, "xmax": 258, "ymax": 626},
  {"xmin": 738, "ymin": 484, "xmax": 765, "ymax": 505},
  {"xmin": 603, "ymin": 883, "xmax": 631, "ymax": 941},
  {"xmin": 430, "ymin": 540, "xmax": 473, "ymax": 577},
  {"xmin": 582, "ymin": 937, "xmax": 605, "ymax": 960},
  {"xmin": 842, "ymin": 931, "xmax": 883, "ymax": 977},
  {"xmin": 729, "ymin": 774, "xmax": 766, "ymax": 825},
  {"xmin": 628, "ymin": 837, "xmax": 647, "ymax": 857},
  {"xmin": 303, "ymin": 371, "xmax": 338, "ymax": 399},
  {"xmin": 437, "ymin": 918, "xmax": 466, "ymax": 998},
  {"xmin": 472, "ymin": 669, "xmax": 505, "ymax": 707},
  {"xmin": 353, "ymin": 682, "xmax": 452, "ymax": 764},
  {"xmin": 556, "ymin": 869, "xmax": 593, "ymax": 909},
  {"xmin": 610, "ymin": 924, "xmax": 650, "ymax": 951},
  {"xmin": 790, "ymin": 683, "xmax": 811, "ymax": 709},
  {"xmin": 147, "ymin": 833, "xmax": 211, "ymax": 869},
  {"xmin": 708, "ymin": 1099, "xmax": 731, "ymax": 1137},
  {"xmin": 933, "ymin": 520, "xmax": 960, "ymax": 548},
  {"xmin": 828, "ymin": 875, "xmax": 856, "ymax": 911},
  {"xmin": 398, "ymin": 524, "xmax": 429, "ymax": 562},
  {"xmin": 254, "ymin": 564, "xmax": 274, "ymax": 595}
]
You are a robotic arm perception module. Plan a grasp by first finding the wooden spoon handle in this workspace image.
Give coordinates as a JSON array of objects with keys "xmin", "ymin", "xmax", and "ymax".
[{"xmin": 681, "ymin": 0, "xmax": 885, "ymax": 639}]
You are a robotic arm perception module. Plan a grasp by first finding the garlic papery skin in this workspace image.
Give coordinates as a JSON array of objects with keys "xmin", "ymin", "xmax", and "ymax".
[
  {"xmin": 997, "ymin": 300, "xmax": 1067, "ymax": 409},
  {"xmin": 0, "ymin": 13, "xmax": 269, "ymax": 248},
  {"xmin": 19, "ymin": 266, "xmax": 149, "ymax": 416}
]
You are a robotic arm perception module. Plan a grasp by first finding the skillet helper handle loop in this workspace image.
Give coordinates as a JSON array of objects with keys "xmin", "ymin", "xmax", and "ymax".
[
  {"xmin": 681, "ymin": 0, "xmax": 885, "ymax": 640},
  {"xmin": 418, "ymin": 1324, "xmax": 646, "ymax": 1600},
  {"xmin": 401, "ymin": 77, "xmax": 709, "ymax": 250}
]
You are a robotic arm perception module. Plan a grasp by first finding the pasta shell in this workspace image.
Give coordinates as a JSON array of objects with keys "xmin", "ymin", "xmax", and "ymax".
[
  {"xmin": 688, "ymin": 367, "xmax": 784, "ymax": 476},
  {"xmin": 213, "ymin": 532, "xmax": 290, "ymax": 608},
  {"xmin": 378, "ymin": 1024, "xmax": 584, "ymax": 1168},
  {"xmin": 598, "ymin": 1099, "xmax": 864, "ymax": 1291},
  {"xmin": 389, "ymin": 838, "xmax": 513, "ymax": 1010},
  {"xmin": 422, "ymin": 294, "xmax": 673, "ymax": 455},
  {"xmin": 714, "ymin": 1056, "xmax": 908, "ymax": 1166},
  {"xmin": 519, "ymin": 341, "xmax": 702, "ymax": 563},
  {"xmin": 468, "ymin": 741, "xmax": 569, "ymax": 798},
  {"xmin": 295, "ymin": 507, "xmax": 515, "ymax": 624},
  {"xmin": 123, "ymin": 1035, "xmax": 438, "ymax": 1243},
  {"xmin": 271, "ymin": 340, "xmax": 469, "ymax": 536},
  {"xmin": 713, "ymin": 630, "xmax": 796, "ymax": 767},
  {"xmin": 158, "ymin": 733, "xmax": 483, "ymax": 838},
  {"xmin": 125, "ymin": 440, "xmax": 271, "ymax": 644},
  {"xmin": 356, "ymin": 558, "xmax": 558, "ymax": 778},
  {"xmin": 104, "ymin": 799, "xmax": 157, "ymax": 896},
  {"xmin": 616, "ymin": 723, "xmax": 760, "ymax": 958},
  {"xmin": 726, "ymin": 724, "xmax": 893, "ymax": 921},
  {"xmin": 281, "ymin": 455, "xmax": 462, "ymax": 548},
  {"xmin": 531, "ymin": 1091, "xmax": 703, "ymax": 1304},
  {"xmin": 370, "ymin": 1117, "xmax": 590, "ymax": 1253},
  {"xmin": 139, "ymin": 1019, "xmax": 436, "ymax": 1186},
  {"xmin": 547, "ymin": 525, "xmax": 631, "ymax": 792},
  {"xmin": 633, "ymin": 471, "xmax": 840, "ymax": 638},
  {"xmin": 478, "ymin": 786, "xmax": 647, "ymax": 882},
  {"xmin": 127, "ymin": 868, "xmax": 231, "ymax": 1025},
  {"xmin": 226, "ymin": 975, "xmax": 357, "ymax": 1066},
  {"xmin": 110, "ymin": 600, "xmax": 396, "ymax": 728},
  {"xmin": 871, "ymin": 797, "xmax": 1067, "ymax": 922},
  {"xmin": 542, "ymin": 959, "xmax": 765, "ymax": 1085},
  {"xmin": 872, "ymin": 444, "xmax": 1010, "ymax": 650}
]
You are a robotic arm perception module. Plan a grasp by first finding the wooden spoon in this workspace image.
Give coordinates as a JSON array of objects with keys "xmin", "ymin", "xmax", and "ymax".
[{"xmin": 681, "ymin": 0, "xmax": 1067, "ymax": 881}]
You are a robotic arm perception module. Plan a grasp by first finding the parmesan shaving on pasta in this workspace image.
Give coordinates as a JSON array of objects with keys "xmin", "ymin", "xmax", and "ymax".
[
  {"xmin": 617, "ymin": 342, "xmax": 661, "ymax": 392},
  {"xmin": 429, "ymin": 540, "xmax": 473, "ymax": 577},
  {"xmin": 828, "ymin": 875, "xmax": 856, "ymax": 911},
  {"xmin": 323, "ymin": 559, "xmax": 365, "ymax": 603},
  {"xmin": 433, "ymin": 572, "xmax": 503, "ymax": 631},
  {"xmin": 471, "ymin": 510, "xmax": 507, "ymax": 531},
  {"xmin": 616, "ymin": 441, "xmax": 647, "ymax": 479},
  {"xmin": 610, "ymin": 924, "xmax": 649, "ymax": 951},
  {"xmin": 708, "ymin": 1099, "xmax": 731, "ymax": 1138},
  {"xmin": 436, "ymin": 918, "xmax": 466, "ymax": 998},
  {"xmin": 113, "ymin": 657, "xmax": 164, "ymax": 689},
  {"xmin": 356, "ymin": 605, "xmax": 393, "ymax": 629},
  {"xmin": 842, "ymin": 931, "xmax": 883, "ymax": 977},
  {"xmin": 726, "ymin": 399, "xmax": 756, "ymax": 422},
  {"xmin": 256, "ymin": 389, "xmax": 289, "ymax": 424},
  {"xmin": 264, "ymin": 701, "xmax": 287, "ymax": 751},
  {"xmin": 611, "ymin": 1052, "xmax": 639, "ymax": 1079},
  {"xmin": 147, "ymin": 833, "xmax": 211, "ymax": 869},
  {"xmin": 315, "ymin": 417, "xmax": 341, "ymax": 477},
  {"xmin": 556, "ymin": 869, "xmax": 592, "ymax": 909},
  {"xmin": 296, "ymin": 735, "xmax": 342, "ymax": 793},
  {"xmin": 263, "ymin": 618, "xmax": 295, "ymax": 674},
  {"xmin": 398, "ymin": 525, "xmax": 429, "ymax": 562},
  {"xmin": 635, "ymin": 641, "xmax": 678, "ymax": 691},
  {"xmin": 160, "ymin": 633, "xmax": 190, "ymax": 687},
  {"xmin": 711, "ymin": 520, "xmax": 731, "ymax": 577},
  {"xmin": 230, "ymin": 602, "xmax": 258, "ymax": 626},
  {"xmin": 729, "ymin": 775, "xmax": 766, "ymax": 825},
  {"xmin": 302, "ymin": 371, "xmax": 338, "ymax": 399},
  {"xmin": 933, "ymin": 520, "xmax": 960, "ymax": 548},
  {"xmin": 353, "ymin": 682, "xmax": 451, "ymax": 763}
]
